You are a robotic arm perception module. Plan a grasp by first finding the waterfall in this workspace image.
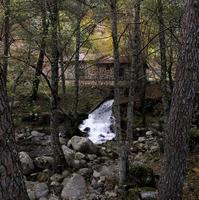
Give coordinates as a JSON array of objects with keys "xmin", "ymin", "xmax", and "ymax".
[{"xmin": 79, "ymin": 100, "xmax": 115, "ymax": 144}]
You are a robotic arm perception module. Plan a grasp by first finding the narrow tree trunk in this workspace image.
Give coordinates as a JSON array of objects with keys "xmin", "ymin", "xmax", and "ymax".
[
  {"xmin": 157, "ymin": 0, "xmax": 170, "ymax": 117},
  {"xmin": 48, "ymin": 0, "xmax": 66, "ymax": 170},
  {"xmin": 110, "ymin": 0, "xmax": 128, "ymax": 185},
  {"xmin": 158, "ymin": 0, "xmax": 199, "ymax": 199},
  {"xmin": 2, "ymin": 0, "xmax": 10, "ymax": 82},
  {"xmin": 31, "ymin": 0, "xmax": 48, "ymax": 100},
  {"xmin": 0, "ymin": 67, "xmax": 30, "ymax": 200},
  {"xmin": 74, "ymin": 13, "xmax": 82, "ymax": 115},
  {"xmin": 60, "ymin": 52, "xmax": 66, "ymax": 96},
  {"xmin": 168, "ymin": 26, "xmax": 174, "ymax": 93},
  {"xmin": 131, "ymin": 0, "xmax": 146, "ymax": 127}
]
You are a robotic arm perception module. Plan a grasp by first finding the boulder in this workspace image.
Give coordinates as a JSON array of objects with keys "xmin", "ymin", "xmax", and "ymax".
[
  {"xmin": 34, "ymin": 156, "xmax": 54, "ymax": 169},
  {"xmin": 75, "ymin": 152, "xmax": 85, "ymax": 160},
  {"xmin": 61, "ymin": 174, "xmax": 87, "ymax": 200},
  {"xmin": 146, "ymin": 131, "xmax": 153, "ymax": 137},
  {"xmin": 68, "ymin": 136, "xmax": 98, "ymax": 154},
  {"xmin": 62, "ymin": 145, "xmax": 75, "ymax": 166},
  {"xmin": 78, "ymin": 168, "xmax": 93, "ymax": 178},
  {"xmin": 140, "ymin": 191, "xmax": 158, "ymax": 200},
  {"xmin": 19, "ymin": 152, "xmax": 34, "ymax": 175},
  {"xmin": 50, "ymin": 174, "xmax": 63, "ymax": 182},
  {"xmin": 34, "ymin": 182, "xmax": 49, "ymax": 199},
  {"xmin": 138, "ymin": 137, "xmax": 146, "ymax": 143},
  {"xmin": 31, "ymin": 131, "xmax": 46, "ymax": 137}
]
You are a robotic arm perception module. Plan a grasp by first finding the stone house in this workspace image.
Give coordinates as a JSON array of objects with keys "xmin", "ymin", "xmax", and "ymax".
[{"xmin": 65, "ymin": 55, "xmax": 131, "ymax": 86}]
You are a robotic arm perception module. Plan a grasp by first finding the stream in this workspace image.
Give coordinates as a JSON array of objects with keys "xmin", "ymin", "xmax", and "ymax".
[{"xmin": 79, "ymin": 99, "xmax": 115, "ymax": 144}]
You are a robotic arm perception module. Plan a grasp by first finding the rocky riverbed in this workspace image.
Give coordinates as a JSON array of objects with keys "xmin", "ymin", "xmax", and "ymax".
[{"xmin": 16, "ymin": 128, "xmax": 161, "ymax": 200}]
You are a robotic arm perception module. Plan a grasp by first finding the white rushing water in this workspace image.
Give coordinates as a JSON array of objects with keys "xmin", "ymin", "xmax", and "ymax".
[{"xmin": 79, "ymin": 99, "xmax": 115, "ymax": 144}]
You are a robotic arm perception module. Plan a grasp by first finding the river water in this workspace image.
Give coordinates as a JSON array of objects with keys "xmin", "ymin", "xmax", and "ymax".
[{"xmin": 79, "ymin": 100, "xmax": 115, "ymax": 144}]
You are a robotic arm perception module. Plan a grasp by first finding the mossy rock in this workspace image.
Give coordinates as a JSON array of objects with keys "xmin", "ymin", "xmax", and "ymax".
[
  {"xmin": 127, "ymin": 187, "xmax": 157, "ymax": 200},
  {"xmin": 127, "ymin": 188, "xmax": 141, "ymax": 200},
  {"xmin": 128, "ymin": 165, "xmax": 156, "ymax": 188}
]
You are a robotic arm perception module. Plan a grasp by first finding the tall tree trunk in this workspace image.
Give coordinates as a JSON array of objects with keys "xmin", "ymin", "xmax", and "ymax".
[
  {"xmin": 158, "ymin": 0, "xmax": 199, "ymax": 199},
  {"xmin": 0, "ymin": 66, "xmax": 30, "ymax": 200},
  {"xmin": 74, "ymin": 17, "xmax": 81, "ymax": 114},
  {"xmin": 168, "ymin": 25, "xmax": 174, "ymax": 93},
  {"xmin": 157, "ymin": 0, "xmax": 170, "ymax": 117},
  {"xmin": 2, "ymin": 0, "xmax": 10, "ymax": 82},
  {"xmin": 31, "ymin": 0, "xmax": 48, "ymax": 100},
  {"xmin": 131, "ymin": 0, "xmax": 146, "ymax": 127},
  {"xmin": 110, "ymin": 0, "xmax": 128, "ymax": 185},
  {"xmin": 48, "ymin": 0, "xmax": 66, "ymax": 170},
  {"xmin": 127, "ymin": 0, "xmax": 142, "ymax": 140}
]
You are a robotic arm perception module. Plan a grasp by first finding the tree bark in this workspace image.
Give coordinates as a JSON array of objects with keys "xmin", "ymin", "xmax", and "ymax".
[
  {"xmin": 48, "ymin": 0, "xmax": 66, "ymax": 170},
  {"xmin": 157, "ymin": 0, "xmax": 170, "ymax": 117},
  {"xmin": 74, "ymin": 16, "xmax": 81, "ymax": 114},
  {"xmin": 110, "ymin": 0, "xmax": 128, "ymax": 185},
  {"xmin": 2, "ymin": 0, "xmax": 10, "ymax": 82},
  {"xmin": 31, "ymin": 0, "xmax": 48, "ymax": 100},
  {"xmin": 158, "ymin": 0, "xmax": 199, "ymax": 199},
  {"xmin": 127, "ymin": 0, "xmax": 143, "ymax": 141},
  {"xmin": 0, "ymin": 67, "xmax": 30, "ymax": 200}
]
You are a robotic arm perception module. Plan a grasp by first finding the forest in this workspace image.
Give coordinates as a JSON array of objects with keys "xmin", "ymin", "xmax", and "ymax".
[{"xmin": 0, "ymin": 0, "xmax": 199, "ymax": 200}]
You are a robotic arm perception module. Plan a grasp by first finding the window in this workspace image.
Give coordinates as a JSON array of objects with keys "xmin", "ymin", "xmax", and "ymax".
[
  {"xmin": 119, "ymin": 67, "xmax": 124, "ymax": 77},
  {"xmin": 106, "ymin": 64, "xmax": 111, "ymax": 71}
]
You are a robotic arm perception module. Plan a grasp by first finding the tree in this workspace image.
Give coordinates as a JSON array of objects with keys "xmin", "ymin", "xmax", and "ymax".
[
  {"xmin": 0, "ymin": 67, "xmax": 29, "ymax": 200},
  {"xmin": 2, "ymin": 0, "xmax": 10, "ymax": 82},
  {"xmin": 31, "ymin": 0, "xmax": 48, "ymax": 100},
  {"xmin": 74, "ymin": 2, "xmax": 83, "ymax": 114},
  {"xmin": 158, "ymin": 0, "xmax": 199, "ymax": 199},
  {"xmin": 110, "ymin": 0, "xmax": 128, "ymax": 185},
  {"xmin": 47, "ymin": 0, "xmax": 66, "ymax": 170},
  {"xmin": 157, "ymin": 0, "xmax": 170, "ymax": 118}
]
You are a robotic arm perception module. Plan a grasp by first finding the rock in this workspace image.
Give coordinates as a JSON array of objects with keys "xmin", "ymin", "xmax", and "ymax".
[
  {"xmin": 62, "ymin": 170, "xmax": 70, "ymax": 178},
  {"xmin": 39, "ymin": 198, "xmax": 48, "ymax": 200},
  {"xmin": 34, "ymin": 182, "xmax": 49, "ymax": 199},
  {"xmin": 30, "ymin": 132, "xmax": 51, "ymax": 146},
  {"xmin": 75, "ymin": 152, "xmax": 85, "ymax": 160},
  {"xmin": 72, "ymin": 160, "xmax": 82, "ymax": 170},
  {"xmin": 50, "ymin": 174, "xmax": 63, "ymax": 182},
  {"xmin": 19, "ymin": 152, "xmax": 34, "ymax": 175},
  {"xmin": 87, "ymin": 154, "xmax": 97, "ymax": 161},
  {"xmin": 100, "ymin": 176, "xmax": 106, "ymax": 182},
  {"xmin": 93, "ymin": 170, "xmax": 100, "ymax": 178},
  {"xmin": 146, "ymin": 131, "xmax": 153, "ymax": 137},
  {"xmin": 27, "ymin": 189, "xmax": 36, "ymax": 200},
  {"xmin": 150, "ymin": 145, "xmax": 159, "ymax": 153},
  {"xmin": 127, "ymin": 188, "xmax": 141, "ymax": 200},
  {"xmin": 34, "ymin": 156, "xmax": 54, "ymax": 169},
  {"xmin": 48, "ymin": 195, "xmax": 59, "ymax": 200},
  {"xmin": 31, "ymin": 131, "xmax": 46, "ymax": 137},
  {"xmin": 36, "ymin": 169, "xmax": 51, "ymax": 182},
  {"xmin": 26, "ymin": 181, "xmax": 37, "ymax": 200},
  {"xmin": 78, "ymin": 168, "xmax": 93, "ymax": 178},
  {"xmin": 59, "ymin": 137, "xmax": 67, "ymax": 145},
  {"xmin": 100, "ymin": 165, "xmax": 116, "ymax": 180},
  {"xmin": 138, "ymin": 137, "xmax": 146, "ymax": 143},
  {"xmin": 105, "ymin": 191, "xmax": 117, "ymax": 198},
  {"xmin": 140, "ymin": 191, "xmax": 158, "ymax": 200},
  {"xmin": 68, "ymin": 136, "xmax": 98, "ymax": 154},
  {"xmin": 62, "ymin": 145, "xmax": 75, "ymax": 166},
  {"xmin": 61, "ymin": 173, "xmax": 87, "ymax": 200}
]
